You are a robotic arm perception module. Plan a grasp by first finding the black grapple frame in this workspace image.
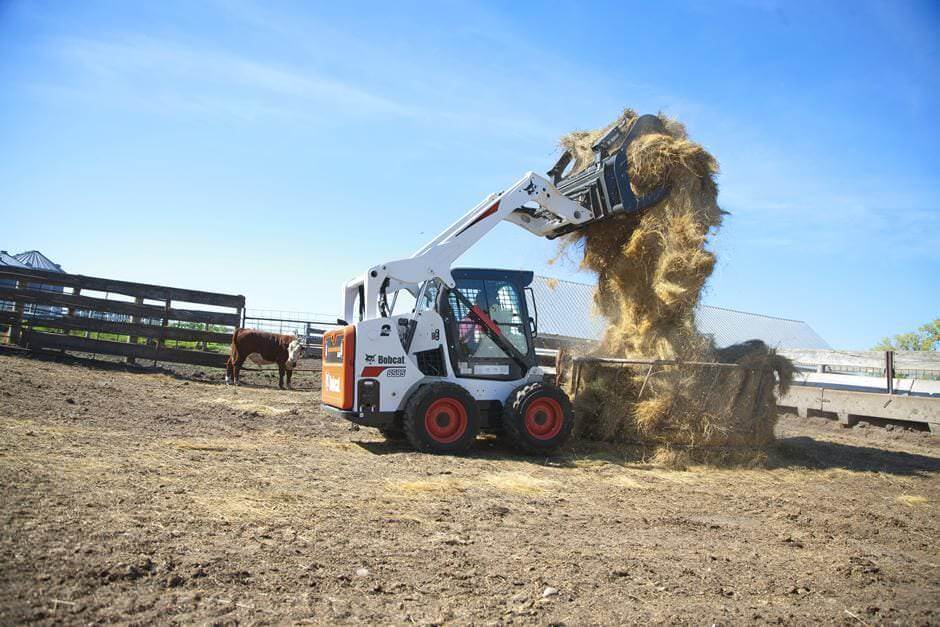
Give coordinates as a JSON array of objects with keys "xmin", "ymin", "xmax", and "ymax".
[{"xmin": 545, "ymin": 113, "xmax": 670, "ymax": 239}]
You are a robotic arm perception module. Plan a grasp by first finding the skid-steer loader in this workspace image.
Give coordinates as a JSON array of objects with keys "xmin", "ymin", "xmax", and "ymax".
[{"xmin": 321, "ymin": 114, "xmax": 668, "ymax": 454}]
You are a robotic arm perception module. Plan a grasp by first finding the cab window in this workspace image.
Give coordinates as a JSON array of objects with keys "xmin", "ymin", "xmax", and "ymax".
[
  {"xmin": 443, "ymin": 277, "xmax": 531, "ymax": 379},
  {"xmin": 416, "ymin": 280, "xmax": 440, "ymax": 312}
]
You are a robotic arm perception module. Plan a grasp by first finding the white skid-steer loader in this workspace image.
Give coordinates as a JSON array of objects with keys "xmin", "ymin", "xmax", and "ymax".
[{"xmin": 322, "ymin": 114, "xmax": 669, "ymax": 454}]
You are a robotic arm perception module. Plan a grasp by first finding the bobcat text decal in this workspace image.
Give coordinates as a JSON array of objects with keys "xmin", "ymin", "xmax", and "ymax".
[{"xmin": 361, "ymin": 354, "xmax": 406, "ymax": 378}]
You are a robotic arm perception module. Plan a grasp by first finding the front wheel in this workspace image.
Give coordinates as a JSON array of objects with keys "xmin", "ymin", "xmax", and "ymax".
[
  {"xmin": 502, "ymin": 382, "xmax": 574, "ymax": 454},
  {"xmin": 403, "ymin": 383, "xmax": 480, "ymax": 454}
]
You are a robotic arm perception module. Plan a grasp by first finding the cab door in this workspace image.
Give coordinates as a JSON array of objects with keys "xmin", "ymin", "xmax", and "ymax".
[{"xmin": 438, "ymin": 272, "xmax": 535, "ymax": 380}]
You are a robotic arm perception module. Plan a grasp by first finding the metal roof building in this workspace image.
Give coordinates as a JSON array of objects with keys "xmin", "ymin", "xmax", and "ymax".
[
  {"xmin": 13, "ymin": 250, "xmax": 64, "ymax": 272},
  {"xmin": 530, "ymin": 275, "xmax": 830, "ymax": 350},
  {"xmin": 1, "ymin": 251, "xmax": 28, "ymax": 268},
  {"xmin": 0, "ymin": 251, "xmax": 29, "ymax": 312},
  {"xmin": 1, "ymin": 249, "xmax": 66, "ymax": 317}
]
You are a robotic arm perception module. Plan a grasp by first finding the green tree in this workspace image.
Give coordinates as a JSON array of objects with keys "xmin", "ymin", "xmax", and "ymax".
[{"xmin": 872, "ymin": 319, "xmax": 940, "ymax": 351}]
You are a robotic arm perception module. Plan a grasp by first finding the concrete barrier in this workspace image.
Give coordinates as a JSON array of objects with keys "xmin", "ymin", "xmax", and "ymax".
[{"xmin": 778, "ymin": 384, "xmax": 940, "ymax": 433}]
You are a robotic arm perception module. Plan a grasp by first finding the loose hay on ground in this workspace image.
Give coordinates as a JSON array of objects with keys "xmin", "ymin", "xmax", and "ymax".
[
  {"xmin": 388, "ymin": 472, "xmax": 557, "ymax": 497},
  {"xmin": 0, "ymin": 353, "xmax": 937, "ymax": 624},
  {"xmin": 481, "ymin": 471, "xmax": 558, "ymax": 494},
  {"xmin": 203, "ymin": 396, "xmax": 292, "ymax": 416}
]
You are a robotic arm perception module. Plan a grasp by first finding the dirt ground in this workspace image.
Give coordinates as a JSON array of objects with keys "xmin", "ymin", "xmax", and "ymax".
[{"xmin": 1, "ymin": 352, "xmax": 938, "ymax": 625}]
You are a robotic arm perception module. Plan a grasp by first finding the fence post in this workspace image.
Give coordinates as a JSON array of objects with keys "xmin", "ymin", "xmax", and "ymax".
[
  {"xmin": 154, "ymin": 299, "xmax": 170, "ymax": 366},
  {"xmin": 9, "ymin": 280, "xmax": 25, "ymax": 345},
  {"xmin": 68, "ymin": 288, "xmax": 91, "ymax": 338},
  {"xmin": 127, "ymin": 295, "xmax": 144, "ymax": 364},
  {"xmin": 885, "ymin": 350, "xmax": 895, "ymax": 395},
  {"xmin": 67, "ymin": 287, "xmax": 80, "ymax": 318}
]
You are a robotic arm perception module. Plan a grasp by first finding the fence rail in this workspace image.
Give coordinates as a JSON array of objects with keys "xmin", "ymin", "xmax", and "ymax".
[
  {"xmin": 0, "ymin": 267, "xmax": 244, "ymax": 308},
  {"xmin": 26, "ymin": 315, "xmax": 235, "ymax": 345},
  {"xmin": 0, "ymin": 285, "xmax": 240, "ymax": 326},
  {"xmin": 1, "ymin": 267, "xmax": 244, "ymax": 368},
  {"xmin": 779, "ymin": 348, "xmax": 940, "ymax": 373}
]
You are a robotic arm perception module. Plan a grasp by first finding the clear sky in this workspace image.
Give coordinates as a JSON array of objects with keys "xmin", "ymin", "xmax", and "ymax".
[{"xmin": 1, "ymin": 0, "xmax": 937, "ymax": 349}]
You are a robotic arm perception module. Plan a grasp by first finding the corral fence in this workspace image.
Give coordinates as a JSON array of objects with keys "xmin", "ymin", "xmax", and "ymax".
[
  {"xmin": 779, "ymin": 349, "xmax": 940, "ymax": 388},
  {"xmin": 0, "ymin": 266, "xmax": 243, "ymax": 368},
  {"xmin": 776, "ymin": 348, "xmax": 940, "ymax": 432}
]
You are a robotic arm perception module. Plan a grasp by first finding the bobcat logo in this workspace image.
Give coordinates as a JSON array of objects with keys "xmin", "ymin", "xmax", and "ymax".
[{"xmin": 365, "ymin": 354, "xmax": 377, "ymax": 364}]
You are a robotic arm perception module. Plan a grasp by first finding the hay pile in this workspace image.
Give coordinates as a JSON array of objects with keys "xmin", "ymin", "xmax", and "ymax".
[{"xmin": 556, "ymin": 109, "xmax": 793, "ymax": 467}]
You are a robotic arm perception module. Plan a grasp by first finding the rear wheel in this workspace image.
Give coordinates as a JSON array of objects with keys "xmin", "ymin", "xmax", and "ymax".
[
  {"xmin": 502, "ymin": 382, "xmax": 574, "ymax": 454},
  {"xmin": 403, "ymin": 383, "xmax": 480, "ymax": 454}
]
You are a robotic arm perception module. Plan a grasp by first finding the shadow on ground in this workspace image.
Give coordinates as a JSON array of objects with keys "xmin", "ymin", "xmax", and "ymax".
[
  {"xmin": 770, "ymin": 436, "xmax": 940, "ymax": 476},
  {"xmin": 354, "ymin": 432, "xmax": 940, "ymax": 477},
  {"xmin": 353, "ymin": 435, "xmax": 662, "ymax": 468},
  {"xmin": 3, "ymin": 348, "xmax": 322, "ymax": 391}
]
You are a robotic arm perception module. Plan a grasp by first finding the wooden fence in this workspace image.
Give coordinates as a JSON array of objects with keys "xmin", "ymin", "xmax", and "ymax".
[{"xmin": 0, "ymin": 267, "xmax": 244, "ymax": 368}]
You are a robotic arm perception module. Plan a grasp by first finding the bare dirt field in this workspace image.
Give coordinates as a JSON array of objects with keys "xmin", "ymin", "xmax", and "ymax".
[{"xmin": 1, "ymin": 352, "xmax": 938, "ymax": 624}]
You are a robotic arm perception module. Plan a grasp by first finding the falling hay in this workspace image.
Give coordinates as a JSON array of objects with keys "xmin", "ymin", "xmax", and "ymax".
[{"xmin": 556, "ymin": 109, "xmax": 793, "ymax": 467}]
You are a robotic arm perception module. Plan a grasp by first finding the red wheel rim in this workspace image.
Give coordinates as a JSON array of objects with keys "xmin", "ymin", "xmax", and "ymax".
[
  {"xmin": 524, "ymin": 397, "xmax": 564, "ymax": 440},
  {"xmin": 425, "ymin": 398, "xmax": 468, "ymax": 444}
]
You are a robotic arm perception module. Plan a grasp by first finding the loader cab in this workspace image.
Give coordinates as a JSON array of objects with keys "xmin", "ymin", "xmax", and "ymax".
[{"xmin": 419, "ymin": 268, "xmax": 537, "ymax": 381}]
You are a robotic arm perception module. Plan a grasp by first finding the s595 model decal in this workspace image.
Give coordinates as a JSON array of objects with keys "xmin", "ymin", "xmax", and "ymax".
[{"xmin": 361, "ymin": 365, "xmax": 407, "ymax": 377}]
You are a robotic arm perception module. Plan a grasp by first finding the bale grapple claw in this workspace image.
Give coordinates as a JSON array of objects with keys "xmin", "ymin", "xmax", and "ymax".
[{"xmin": 545, "ymin": 114, "xmax": 670, "ymax": 239}]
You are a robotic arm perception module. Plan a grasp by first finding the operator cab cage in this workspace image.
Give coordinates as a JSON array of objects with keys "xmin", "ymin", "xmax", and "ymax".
[
  {"xmin": 341, "ymin": 267, "xmax": 538, "ymax": 382},
  {"xmin": 430, "ymin": 268, "xmax": 537, "ymax": 381}
]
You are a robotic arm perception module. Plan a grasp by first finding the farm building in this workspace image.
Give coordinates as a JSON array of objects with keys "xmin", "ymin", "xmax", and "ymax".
[
  {"xmin": 14, "ymin": 250, "xmax": 65, "ymax": 273},
  {"xmin": 0, "ymin": 251, "xmax": 29, "ymax": 312},
  {"xmin": 530, "ymin": 275, "xmax": 829, "ymax": 350},
  {"xmin": 0, "ymin": 251, "xmax": 27, "ymax": 269},
  {"xmin": 1, "ymin": 249, "xmax": 66, "ymax": 318},
  {"xmin": 1, "ymin": 249, "xmax": 130, "ymax": 323}
]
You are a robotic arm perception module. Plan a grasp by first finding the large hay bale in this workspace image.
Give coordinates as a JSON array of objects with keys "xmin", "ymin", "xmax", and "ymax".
[{"xmin": 557, "ymin": 110, "xmax": 793, "ymax": 466}]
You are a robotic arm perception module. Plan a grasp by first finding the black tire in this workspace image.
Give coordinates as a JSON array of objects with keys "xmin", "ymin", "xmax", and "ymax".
[
  {"xmin": 378, "ymin": 428, "xmax": 407, "ymax": 441},
  {"xmin": 502, "ymin": 382, "xmax": 574, "ymax": 454},
  {"xmin": 403, "ymin": 382, "xmax": 480, "ymax": 454}
]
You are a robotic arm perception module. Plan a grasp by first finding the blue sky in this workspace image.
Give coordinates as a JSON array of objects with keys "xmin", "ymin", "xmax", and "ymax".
[{"xmin": 1, "ymin": 0, "xmax": 937, "ymax": 349}]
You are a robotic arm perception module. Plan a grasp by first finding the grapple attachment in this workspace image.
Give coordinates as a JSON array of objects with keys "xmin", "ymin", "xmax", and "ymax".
[{"xmin": 544, "ymin": 114, "xmax": 670, "ymax": 239}]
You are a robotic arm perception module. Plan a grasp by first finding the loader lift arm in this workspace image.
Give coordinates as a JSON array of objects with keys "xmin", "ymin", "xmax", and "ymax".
[
  {"xmin": 342, "ymin": 113, "xmax": 669, "ymax": 324},
  {"xmin": 344, "ymin": 170, "xmax": 591, "ymax": 323}
]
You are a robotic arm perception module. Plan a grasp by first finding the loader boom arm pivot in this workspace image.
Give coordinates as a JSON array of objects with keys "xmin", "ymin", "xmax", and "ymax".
[{"xmin": 344, "ymin": 171, "xmax": 591, "ymax": 322}]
